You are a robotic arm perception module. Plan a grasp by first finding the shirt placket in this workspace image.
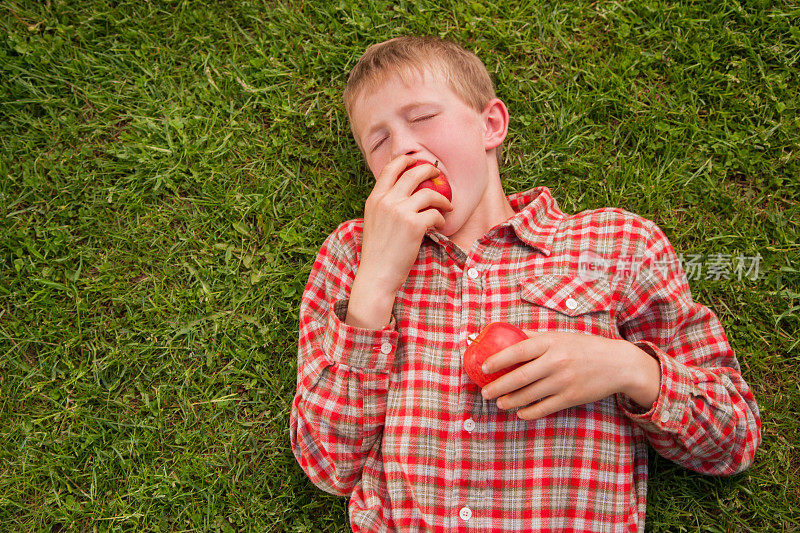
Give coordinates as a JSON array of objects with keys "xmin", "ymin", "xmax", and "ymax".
[{"xmin": 453, "ymin": 243, "xmax": 490, "ymax": 530}]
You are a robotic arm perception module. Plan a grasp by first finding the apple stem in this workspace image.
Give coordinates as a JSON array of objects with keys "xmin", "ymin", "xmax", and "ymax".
[{"xmin": 433, "ymin": 160, "xmax": 439, "ymax": 168}]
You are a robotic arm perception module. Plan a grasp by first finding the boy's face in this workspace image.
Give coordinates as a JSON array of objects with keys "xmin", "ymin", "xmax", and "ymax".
[{"xmin": 349, "ymin": 68, "xmax": 497, "ymax": 236}]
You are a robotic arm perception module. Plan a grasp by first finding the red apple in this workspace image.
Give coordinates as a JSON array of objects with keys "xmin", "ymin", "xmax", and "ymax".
[
  {"xmin": 401, "ymin": 160, "xmax": 452, "ymax": 203},
  {"xmin": 463, "ymin": 322, "xmax": 528, "ymax": 387}
]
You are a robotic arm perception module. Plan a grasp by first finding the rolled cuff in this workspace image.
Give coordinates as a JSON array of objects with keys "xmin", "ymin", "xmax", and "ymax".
[
  {"xmin": 617, "ymin": 340, "xmax": 695, "ymax": 435},
  {"xmin": 321, "ymin": 299, "xmax": 400, "ymax": 371}
]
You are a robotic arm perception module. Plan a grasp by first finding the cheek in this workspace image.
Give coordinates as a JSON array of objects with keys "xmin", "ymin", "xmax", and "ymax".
[
  {"xmin": 366, "ymin": 154, "xmax": 388, "ymax": 179},
  {"xmin": 439, "ymin": 121, "xmax": 484, "ymax": 161}
]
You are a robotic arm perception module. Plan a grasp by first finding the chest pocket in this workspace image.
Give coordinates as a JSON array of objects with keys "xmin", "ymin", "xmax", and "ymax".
[{"xmin": 519, "ymin": 274, "xmax": 614, "ymax": 335}]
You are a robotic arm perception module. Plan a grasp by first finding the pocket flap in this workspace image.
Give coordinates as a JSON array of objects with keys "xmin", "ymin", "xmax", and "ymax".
[{"xmin": 520, "ymin": 274, "xmax": 612, "ymax": 317}]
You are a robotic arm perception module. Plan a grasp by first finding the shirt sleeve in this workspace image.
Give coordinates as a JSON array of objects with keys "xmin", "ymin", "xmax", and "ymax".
[
  {"xmin": 614, "ymin": 219, "xmax": 761, "ymax": 476},
  {"xmin": 289, "ymin": 222, "xmax": 399, "ymax": 496}
]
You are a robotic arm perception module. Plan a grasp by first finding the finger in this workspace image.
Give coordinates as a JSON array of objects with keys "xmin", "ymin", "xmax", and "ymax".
[
  {"xmin": 516, "ymin": 394, "xmax": 571, "ymax": 421},
  {"xmin": 481, "ymin": 355, "xmax": 552, "ymax": 400},
  {"xmin": 373, "ymin": 154, "xmax": 416, "ymax": 194},
  {"xmin": 394, "ymin": 161, "xmax": 442, "ymax": 196},
  {"xmin": 481, "ymin": 333, "xmax": 550, "ymax": 375},
  {"xmin": 421, "ymin": 211, "xmax": 447, "ymax": 233},
  {"xmin": 406, "ymin": 187, "xmax": 454, "ymax": 214},
  {"xmin": 494, "ymin": 374, "xmax": 561, "ymax": 410}
]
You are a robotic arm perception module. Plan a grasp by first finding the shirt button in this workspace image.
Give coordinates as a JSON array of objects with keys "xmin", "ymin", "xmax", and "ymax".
[
  {"xmin": 659, "ymin": 409, "xmax": 671, "ymax": 423},
  {"xmin": 459, "ymin": 506, "xmax": 472, "ymax": 521},
  {"xmin": 380, "ymin": 342, "xmax": 393, "ymax": 355},
  {"xmin": 565, "ymin": 298, "xmax": 578, "ymax": 310},
  {"xmin": 467, "ymin": 267, "xmax": 479, "ymax": 279},
  {"xmin": 463, "ymin": 418, "xmax": 476, "ymax": 432}
]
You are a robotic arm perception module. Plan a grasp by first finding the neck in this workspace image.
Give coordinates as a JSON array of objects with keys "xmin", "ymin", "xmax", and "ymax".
[{"xmin": 449, "ymin": 174, "xmax": 516, "ymax": 253}]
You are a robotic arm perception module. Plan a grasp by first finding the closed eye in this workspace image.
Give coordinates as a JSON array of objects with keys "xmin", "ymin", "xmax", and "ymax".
[
  {"xmin": 370, "ymin": 136, "xmax": 387, "ymax": 152},
  {"xmin": 369, "ymin": 113, "xmax": 436, "ymax": 152},
  {"xmin": 411, "ymin": 114, "xmax": 436, "ymax": 123}
]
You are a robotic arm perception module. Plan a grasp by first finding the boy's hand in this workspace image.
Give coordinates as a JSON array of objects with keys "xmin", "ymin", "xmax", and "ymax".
[
  {"xmin": 359, "ymin": 154, "xmax": 454, "ymax": 294},
  {"xmin": 479, "ymin": 331, "xmax": 661, "ymax": 419}
]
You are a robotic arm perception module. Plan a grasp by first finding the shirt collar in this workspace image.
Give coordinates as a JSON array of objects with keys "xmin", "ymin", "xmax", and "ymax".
[
  {"xmin": 500, "ymin": 186, "xmax": 564, "ymax": 256},
  {"xmin": 424, "ymin": 186, "xmax": 564, "ymax": 256}
]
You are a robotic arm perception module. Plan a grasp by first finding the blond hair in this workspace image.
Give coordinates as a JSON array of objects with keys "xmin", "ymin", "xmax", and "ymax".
[{"xmin": 343, "ymin": 36, "xmax": 502, "ymax": 162}]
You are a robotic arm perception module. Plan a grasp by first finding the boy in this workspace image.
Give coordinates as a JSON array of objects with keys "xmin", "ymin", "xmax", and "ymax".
[{"xmin": 290, "ymin": 36, "xmax": 761, "ymax": 532}]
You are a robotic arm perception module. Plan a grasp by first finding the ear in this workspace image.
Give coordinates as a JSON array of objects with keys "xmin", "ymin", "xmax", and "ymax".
[{"xmin": 482, "ymin": 98, "xmax": 509, "ymax": 151}]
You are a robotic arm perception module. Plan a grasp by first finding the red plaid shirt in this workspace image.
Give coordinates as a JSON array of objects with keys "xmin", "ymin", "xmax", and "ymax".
[{"xmin": 290, "ymin": 186, "xmax": 761, "ymax": 532}]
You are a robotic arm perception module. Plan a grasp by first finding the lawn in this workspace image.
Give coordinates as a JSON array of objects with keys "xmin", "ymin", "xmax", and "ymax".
[{"xmin": 1, "ymin": 0, "xmax": 798, "ymax": 531}]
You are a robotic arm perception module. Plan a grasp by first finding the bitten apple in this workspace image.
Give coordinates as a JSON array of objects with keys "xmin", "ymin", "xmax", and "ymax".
[
  {"xmin": 463, "ymin": 322, "xmax": 528, "ymax": 387},
  {"xmin": 401, "ymin": 160, "xmax": 453, "ymax": 203}
]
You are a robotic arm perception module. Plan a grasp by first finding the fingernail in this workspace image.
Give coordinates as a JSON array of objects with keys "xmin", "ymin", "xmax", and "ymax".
[{"xmin": 482, "ymin": 363, "xmax": 490, "ymax": 373}]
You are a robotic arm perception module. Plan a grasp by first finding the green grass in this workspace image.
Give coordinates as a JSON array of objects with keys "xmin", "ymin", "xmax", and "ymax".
[{"xmin": 1, "ymin": 0, "xmax": 798, "ymax": 530}]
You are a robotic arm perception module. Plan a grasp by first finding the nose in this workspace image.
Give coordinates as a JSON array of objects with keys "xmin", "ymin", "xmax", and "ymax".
[{"xmin": 390, "ymin": 127, "xmax": 420, "ymax": 160}]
